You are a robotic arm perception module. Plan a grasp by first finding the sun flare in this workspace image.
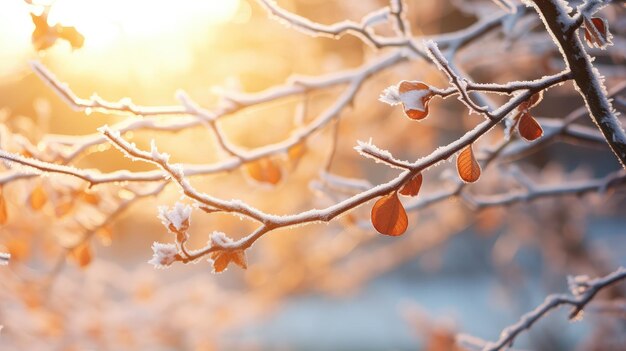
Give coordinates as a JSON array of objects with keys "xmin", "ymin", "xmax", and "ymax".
[
  {"xmin": 46, "ymin": 0, "xmax": 241, "ymax": 49},
  {"xmin": 0, "ymin": 0, "xmax": 243, "ymax": 78}
]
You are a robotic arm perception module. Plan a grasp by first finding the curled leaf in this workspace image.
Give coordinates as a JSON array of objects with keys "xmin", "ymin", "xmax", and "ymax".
[
  {"xmin": 519, "ymin": 91, "xmax": 543, "ymax": 112},
  {"xmin": 29, "ymin": 184, "xmax": 48, "ymax": 210},
  {"xmin": 245, "ymin": 158, "xmax": 282, "ymax": 185},
  {"xmin": 398, "ymin": 81, "xmax": 433, "ymax": 120},
  {"xmin": 399, "ymin": 173, "xmax": 423, "ymax": 197},
  {"xmin": 457, "ymin": 144, "xmax": 481, "ymax": 183},
  {"xmin": 209, "ymin": 232, "xmax": 248, "ymax": 273},
  {"xmin": 210, "ymin": 249, "xmax": 248, "ymax": 273},
  {"xmin": 371, "ymin": 192, "xmax": 408, "ymax": 236},
  {"xmin": 584, "ymin": 16, "xmax": 612, "ymax": 49},
  {"xmin": 518, "ymin": 112, "xmax": 543, "ymax": 141}
]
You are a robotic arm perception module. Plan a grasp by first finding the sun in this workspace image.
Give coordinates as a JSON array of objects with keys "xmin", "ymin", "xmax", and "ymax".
[{"xmin": 46, "ymin": 0, "xmax": 241, "ymax": 49}]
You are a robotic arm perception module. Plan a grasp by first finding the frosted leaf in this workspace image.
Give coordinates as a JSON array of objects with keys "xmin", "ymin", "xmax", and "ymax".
[
  {"xmin": 148, "ymin": 242, "xmax": 178, "ymax": 268},
  {"xmin": 379, "ymin": 82, "xmax": 432, "ymax": 113},
  {"xmin": 400, "ymin": 88, "xmax": 430, "ymax": 112},
  {"xmin": 158, "ymin": 202, "xmax": 192, "ymax": 233}
]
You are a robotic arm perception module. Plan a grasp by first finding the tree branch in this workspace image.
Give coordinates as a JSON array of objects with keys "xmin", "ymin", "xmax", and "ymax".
[{"xmin": 530, "ymin": 0, "xmax": 626, "ymax": 168}]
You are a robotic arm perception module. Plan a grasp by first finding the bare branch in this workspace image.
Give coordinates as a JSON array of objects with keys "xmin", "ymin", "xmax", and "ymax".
[{"xmin": 477, "ymin": 267, "xmax": 626, "ymax": 351}]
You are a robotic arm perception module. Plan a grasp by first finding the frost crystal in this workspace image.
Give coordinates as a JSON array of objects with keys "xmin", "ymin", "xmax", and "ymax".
[
  {"xmin": 379, "ymin": 85, "xmax": 402, "ymax": 105},
  {"xmin": 355, "ymin": 139, "xmax": 392, "ymax": 160},
  {"xmin": 150, "ymin": 140, "xmax": 170, "ymax": 163},
  {"xmin": 148, "ymin": 242, "xmax": 178, "ymax": 268},
  {"xmin": 567, "ymin": 274, "xmax": 590, "ymax": 296},
  {"xmin": 158, "ymin": 202, "xmax": 192, "ymax": 232},
  {"xmin": 210, "ymin": 231, "xmax": 231, "ymax": 247}
]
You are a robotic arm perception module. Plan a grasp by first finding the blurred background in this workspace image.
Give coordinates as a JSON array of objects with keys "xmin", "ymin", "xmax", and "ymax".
[{"xmin": 0, "ymin": 0, "xmax": 625, "ymax": 350}]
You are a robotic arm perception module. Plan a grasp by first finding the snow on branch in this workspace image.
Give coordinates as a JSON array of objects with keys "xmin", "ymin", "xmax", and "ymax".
[
  {"xmin": 425, "ymin": 40, "xmax": 494, "ymax": 118},
  {"xmin": 355, "ymin": 139, "xmax": 412, "ymax": 170},
  {"xmin": 30, "ymin": 61, "xmax": 187, "ymax": 117},
  {"xmin": 256, "ymin": 0, "xmax": 396, "ymax": 48},
  {"xmin": 467, "ymin": 266, "xmax": 626, "ymax": 351},
  {"xmin": 530, "ymin": 0, "xmax": 626, "ymax": 168}
]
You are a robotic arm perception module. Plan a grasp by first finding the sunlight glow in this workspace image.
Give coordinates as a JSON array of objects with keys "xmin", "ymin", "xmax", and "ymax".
[{"xmin": 47, "ymin": 0, "xmax": 241, "ymax": 49}]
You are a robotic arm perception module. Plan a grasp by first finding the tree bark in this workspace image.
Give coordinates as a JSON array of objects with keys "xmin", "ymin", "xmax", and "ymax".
[{"xmin": 532, "ymin": 0, "xmax": 626, "ymax": 168}]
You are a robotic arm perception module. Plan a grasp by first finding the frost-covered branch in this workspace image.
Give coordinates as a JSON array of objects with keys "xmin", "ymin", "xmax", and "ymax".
[
  {"xmin": 474, "ymin": 266, "xmax": 626, "ymax": 351},
  {"xmin": 257, "ymin": 0, "xmax": 395, "ymax": 48},
  {"xmin": 464, "ymin": 169, "xmax": 626, "ymax": 208},
  {"xmin": 425, "ymin": 41, "xmax": 494, "ymax": 118},
  {"xmin": 96, "ymin": 70, "xmax": 566, "ymax": 266},
  {"xmin": 530, "ymin": 0, "xmax": 626, "ymax": 168}
]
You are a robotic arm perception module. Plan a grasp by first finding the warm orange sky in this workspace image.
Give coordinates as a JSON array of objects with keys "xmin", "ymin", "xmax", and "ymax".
[{"xmin": 0, "ymin": 0, "xmax": 245, "ymax": 78}]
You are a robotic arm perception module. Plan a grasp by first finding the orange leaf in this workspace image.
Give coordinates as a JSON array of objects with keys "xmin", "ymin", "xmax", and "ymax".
[
  {"xmin": 518, "ymin": 112, "xmax": 543, "ymax": 141},
  {"xmin": 398, "ymin": 81, "xmax": 432, "ymax": 121},
  {"xmin": 29, "ymin": 184, "xmax": 48, "ymax": 210},
  {"xmin": 519, "ymin": 92, "xmax": 544, "ymax": 112},
  {"xmin": 70, "ymin": 242, "xmax": 92, "ymax": 268},
  {"xmin": 457, "ymin": 144, "xmax": 481, "ymax": 183},
  {"xmin": 371, "ymin": 192, "xmax": 408, "ymax": 236},
  {"xmin": 528, "ymin": 91, "xmax": 543, "ymax": 108},
  {"xmin": 210, "ymin": 250, "xmax": 247, "ymax": 273},
  {"xmin": 584, "ymin": 17, "xmax": 611, "ymax": 49},
  {"xmin": 399, "ymin": 173, "xmax": 423, "ymax": 197},
  {"xmin": 245, "ymin": 158, "xmax": 282, "ymax": 185},
  {"xmin": 0, "ymin": 187, "xmax": 7, "ymax": 225}
]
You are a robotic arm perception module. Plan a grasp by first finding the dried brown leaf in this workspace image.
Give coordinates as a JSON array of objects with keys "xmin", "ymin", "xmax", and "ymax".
[
  {"xmin": 210, "ymin": 249, "xmax": 247, "ymax": 273},
  {"xmin": 518, "ymin": 112, "xmax": 543, "ymax": 141},
  {"xmin": 457, "ymin": 144, "xmax": 481, "ymax": 183},
  {"xmin": 371, "ymin": 192, "xmax": 408, "ymax": 236},
  {"xmin": 245, "ymin": 158, "xmax": 282, "ymax": 185},
  {"xmin": 584, "ymin": 16, "xmax": 611, "ymax": 49},
  {"xmin": 398, "ymin": 81, "xmax": 432, "ymax": 121},
  {"xmin": 399, "ymin": 173, "xmax": 423, "ymax": 197}
]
